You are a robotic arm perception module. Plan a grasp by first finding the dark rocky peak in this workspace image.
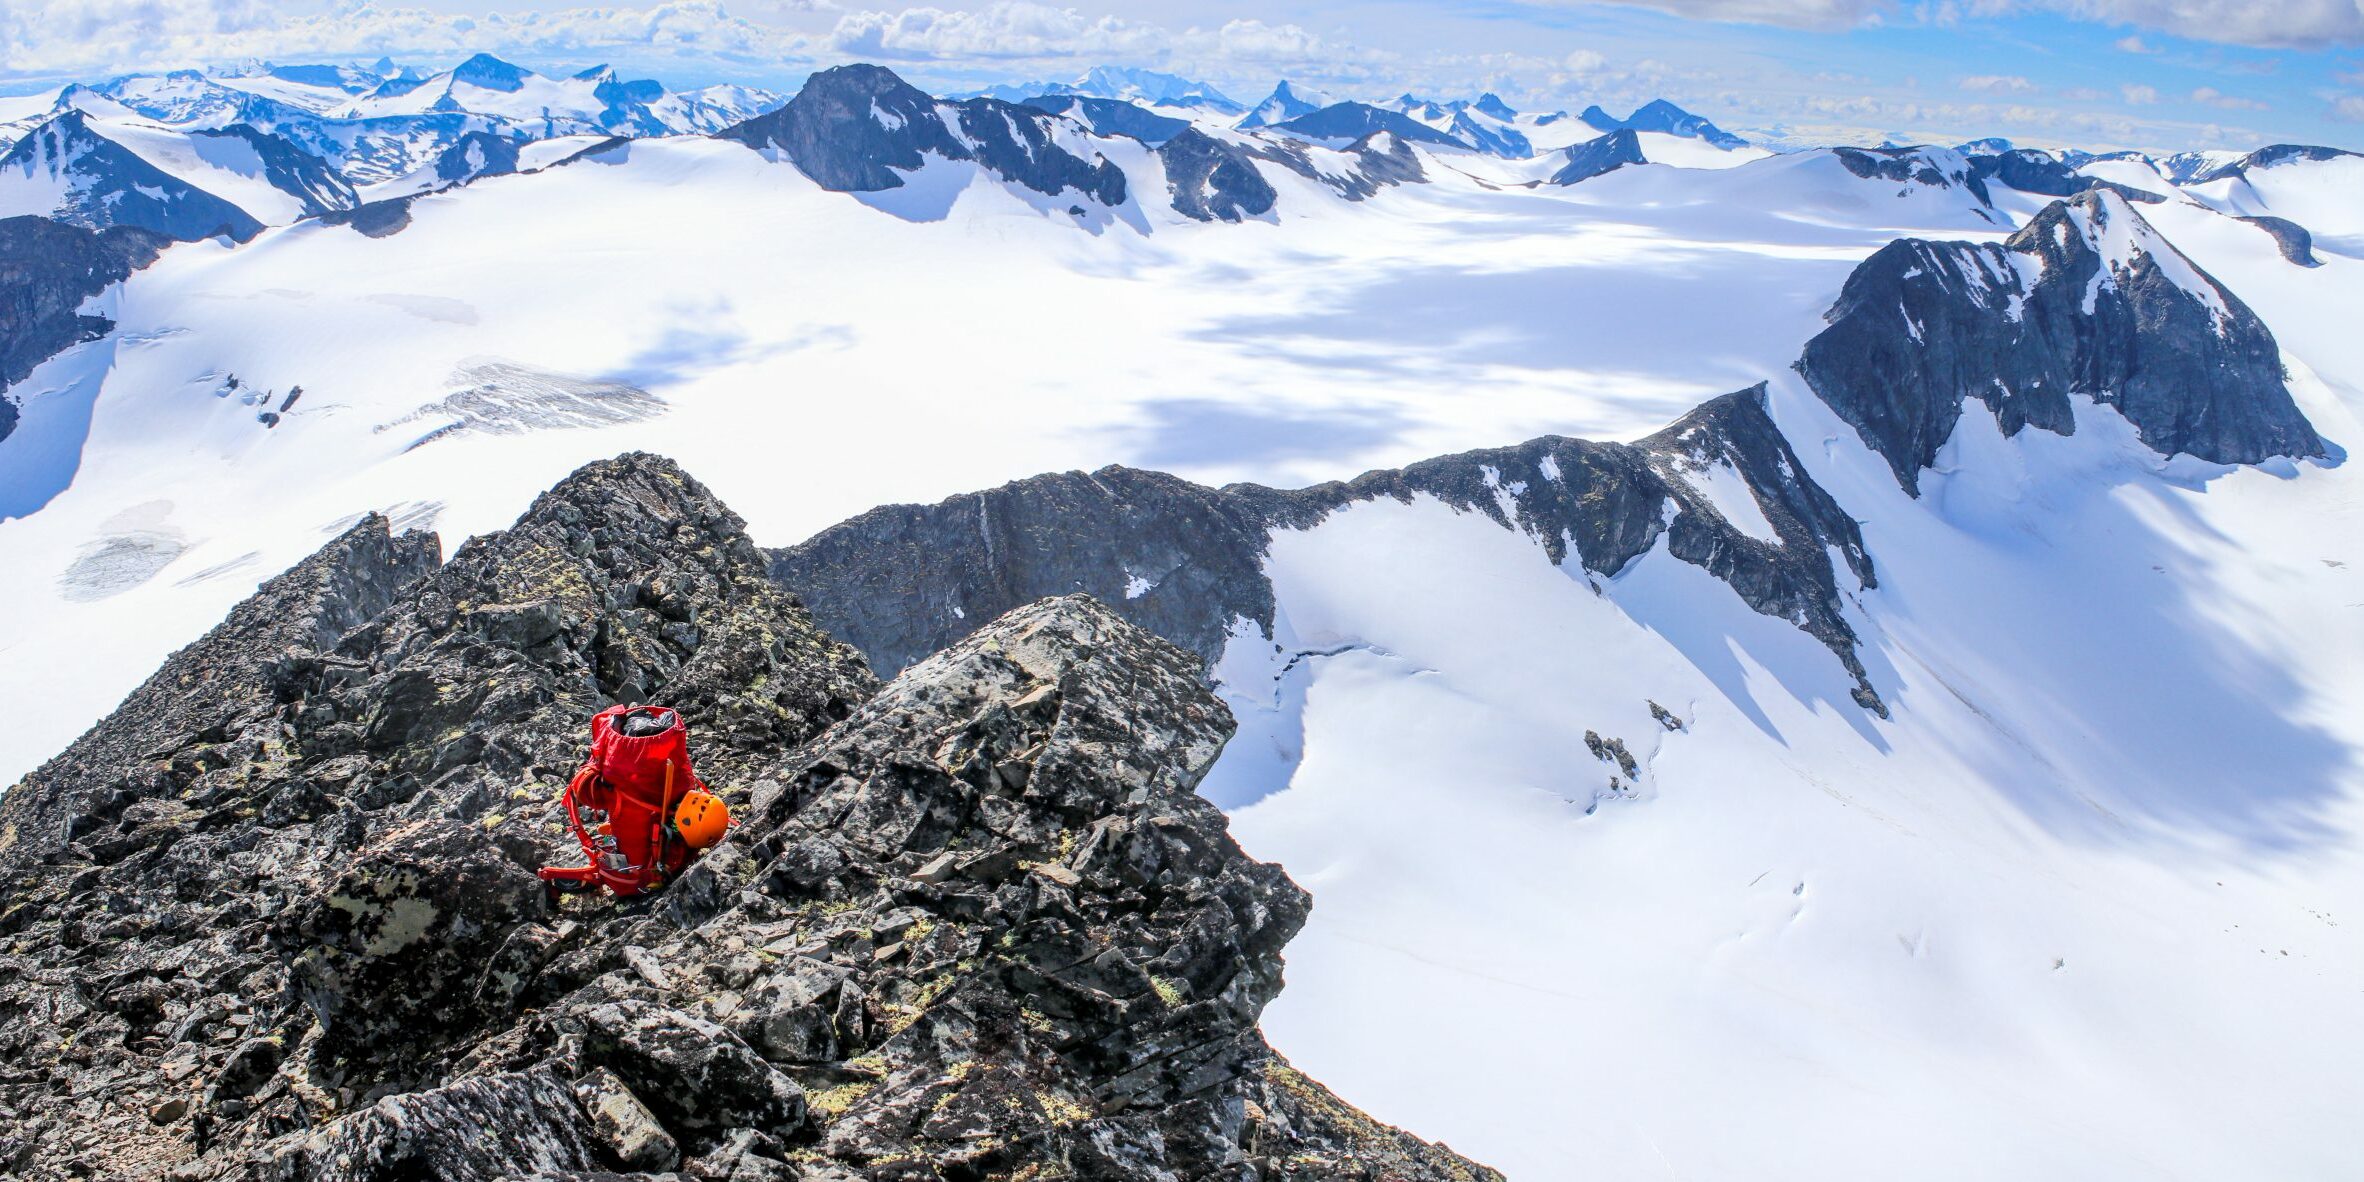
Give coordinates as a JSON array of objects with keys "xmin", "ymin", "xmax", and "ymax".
[
  {"xmin": 1551, "ymin": 127, "xmax": 1647, "ymax": 185},
  {"xmin": 774, "ymin": 384, "xmax": 1886, "ymax": 711},
  {"xmin": 1957, "ymin": 136, "xmax": 2013, "ymax": 155},
  {"xmin": 1022, "ymin": 93, "xmax": 1190, "ymax": 146},
  {"xmin": 0, "ymin": 215, "xmax": 169, "ymax": 431},
  {"xmin": 0, "ymin": 111, "xmax": 265, "ymax": 242},
  {"xmin": 1274, "ymin": 101, "xmax": 1467, "ymax": 150},
  {"xmin": 1579, "ymin": 103, "xmax": 1621, "ymax": 132},
  {"xmin": 1797, "ymin": 189, "xmax": 2324, "ymax": 494},
  {"xmin": 723, "ymin": 63, "xmax": 1126, "ymax": 207},
  {"xmin": 450, "ymin": 52, "xmax": 533, "ymax": 92},
  {"xmin": 2194, "ymin": 142, "xmax": 2361, "ymax": 183},
  {"xmin": 0, "ymin": 453, "xmax": 1492, "ymax": 1180},
  {"xmin": 1158, "ymin": 127, "xmax": 1280, "ymax": 221},
  {"xmin": 1966, "ymin": 147, "xmax": 2164, "ymax": 203},
  {"xmin": 1474, "ymin": 92, "xmax": 1518, "ymax": 119}
]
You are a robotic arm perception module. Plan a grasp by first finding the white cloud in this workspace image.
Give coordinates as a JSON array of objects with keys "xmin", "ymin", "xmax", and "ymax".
[
  {"xmin": 1959, "ymin": 73, "xmax": 2037, "ymax": 93},
  {"xmin": 2121, "ymin": 83, "xmax": 2159, "ymax": 103},
  {"xmin": 0, "ymin": 0, "xmax": 812, "ymax": 79},
  {"xmin": 828, "ymin": 2, "xmax": 1163, "ymax": 61},
  {"xmin": 1521, "ymin": 0, "xmax": 2363, "ymax": 49},
  {"xmin": 2191, "ymin": 85, "xmax": 2269, "ymax": 110},
  {"xmin": 2331, "ymin": 94, "xmax": 2364, "ymax": 121},
  {"xmin": 2114, "ymin": 34, "xmax": 2154, "ymax": 53}
]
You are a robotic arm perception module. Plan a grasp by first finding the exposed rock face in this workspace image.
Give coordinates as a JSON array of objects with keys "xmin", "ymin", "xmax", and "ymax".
[
  {"xmin": 1272, "ymin": 102, "xmax": 1465, "ymax": 149},
  {"xmin": 1550, "ymin": 128, "xmax": 1646, "ymax": 185},
  {"xmin": 0, "ymin": 515, "xmax": 438, "ymax": 866},
  {"xmin": 1021, "ymin": 94, "xmax": 1190, "ymax": 147},
  {"xmin": 0, "ymin": 452, "xmax": 1494, "ymax": 1181},
  {"xmin": 1580, "ymin": 99, "xmax": 1747, "ymax": 149},
  {"xmin": 2192, "ymin": 142, "xmax": 2360, "ymax": 184},
  {"xmin": 2241, "ymin": 215, "xmax": 2319, "ymax": 266},
  {"xmin": 1797, "ymin": 189, "xmax": 2324, "ymax": 493},
  {"xmin": 723, "ymin": 64, "xmax": 1127, "ymax": 207},
  {"xmin": 0, "ymin": 214, "xmax": 170, "ymax": 435},
  {"xmin": 431, "ymin": 129, "xmax": 523, "ymax": 185},
  {"xmin": 0, "ymin": 112, "xmax": 266, "ymax": 242},
  {"xmin": 200, "ymin": 124, "xmax": 357, "ymax": 216},
  {"xmin": 771, "ymin": 466, "xmax": 1276, "ymax": 676},
  {"xmin": 1158, "ymin": 128, "xmax": 1280, "ymax": 222},
  {"xmin": 773, "ymin": 384, "xmax": 1885, "ymax": 710},
  {"xmin": 1832, "ymin": 145, "xmax": 1997, "ymax": 214},
  {"xmin": 1965, "ymin": 148, "xmax": 2164, "ymax": 203}
]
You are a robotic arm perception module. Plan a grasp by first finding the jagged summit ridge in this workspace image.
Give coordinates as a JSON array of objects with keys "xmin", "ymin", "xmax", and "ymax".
[
  {"xmin": 0, "ymin": 451, "xmax": 1494, "ymax": 1181},
  {"xmin": 772, "ymin": 383, "xmax": 1885, "ymax": 711},
  {"xmin": 722, "ymin": 63, "xmax": 1127, "ymax": 206}
]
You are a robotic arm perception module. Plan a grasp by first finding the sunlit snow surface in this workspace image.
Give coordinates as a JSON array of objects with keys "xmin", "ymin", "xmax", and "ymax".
[{"xmin": 4, "ymin": 135, "xmax": 2363, "ymax": 1180}]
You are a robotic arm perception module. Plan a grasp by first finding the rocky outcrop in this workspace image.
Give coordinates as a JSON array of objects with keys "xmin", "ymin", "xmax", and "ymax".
[
  {"xmin": 773, "ymin": 384, "xmax": 1885, "ymax": 710},
  {"xmin": 0, "ymin": 215, "xmax": 169, "ymax": 434},
  {"xmin": 0, "ymin": 514, "xmax": 437, "ymax": 866},
  {"xmin": 1550, "ymin": 128, "xmax": 1646, "ymax": 185},
  {"xmin": 1832, "ymin": 145, "xmax": 1995, "ymax": 211},
  {"xmin": 430, "ymin": 130, "xmax": 523, "ymax": 185},
  {"xmin": 770, "ymin": 466, "xmax": 1276, "ymax": 676},
  {"xmin": 1158, "ymin": 128, "xmax": 1280, "ymax": 222},
  {"xmin": 1022, "ymin": 95, "xmax": 1190, "ymax": 147},
  {"xmin": 1273, "ymin": 102, "xmax": 1465, "ymax": 150},
  {"xmin": 1580, "ymin": 99, "xmax": 1747, "ymax": 149},
  {"xmin": 1797, "ymin": 189, "xmax": 2324, "ymax": 492},
  {"xmin": 1965, "ymin": 148, "xmax": 2163, "ymax": 203},
  {"xmin": 2192, "ymin": 143, "xmax": 2361, "ymax": 184},
  {"xmin": 0, "ymin": 452, "xmax": 1494, "ymax": 1181},
  {"xmin": 722, "ymin": 64, "xmax": 1127, "ymax": 207},
  {"xmin": 2240, "ymin": 215, "xmax": 2319, "ymax": 266}
]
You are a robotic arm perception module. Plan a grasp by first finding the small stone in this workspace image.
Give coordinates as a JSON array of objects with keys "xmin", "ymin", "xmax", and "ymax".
[
  {"xmin": 909, "ymin": 853, "xmax": 959, "ymax": 884},
  {"xmin": 572, "ymin": 1066, "xmax": 678, "ymax": 1171},
  {"xmin": 1032, "ymin": 863, "xmax": 1082, "ymax": 888},
  {"xmin": 624, "ymin": 945, "xmax": 672, "ymax": 991},
  {"xmin": 147, "ymin": 1096, "xmax": 188, "ymax": 1125}
]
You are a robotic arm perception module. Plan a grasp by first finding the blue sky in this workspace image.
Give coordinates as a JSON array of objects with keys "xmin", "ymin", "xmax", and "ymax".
[{"xmin": 3, "ymin": 0, "xmax": 2360, "ymax": 152}]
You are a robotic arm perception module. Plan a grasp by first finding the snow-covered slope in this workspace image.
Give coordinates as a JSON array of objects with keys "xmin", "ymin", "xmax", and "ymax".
[
  {"xmin": 0, "ymin": 110, "xmax": 354, "ymax": 239},
  {"xmin": 332, "ymin": 54, "xmax": 779, "ymax": 137},
  {"xmin": 3, "ymin": 55, "xmax": 2363, "ymax": 1182}
]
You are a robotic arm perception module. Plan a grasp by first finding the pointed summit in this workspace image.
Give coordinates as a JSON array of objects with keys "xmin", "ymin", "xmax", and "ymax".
[
  {"xmin": 449, "ymin": 53, "xmax": 531, "ymax": 92},
  {"xmin": 1236, "ymin": 80, "xmax": 1326, "ymax": 129}
]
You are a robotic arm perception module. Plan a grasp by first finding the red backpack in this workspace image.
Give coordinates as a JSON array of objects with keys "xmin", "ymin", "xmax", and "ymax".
[{"xmin": 539, "ymin": 705, "xmax": 726, "ymax": 898}]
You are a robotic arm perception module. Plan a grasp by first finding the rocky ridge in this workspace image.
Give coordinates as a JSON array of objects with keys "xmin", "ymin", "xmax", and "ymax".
[
  {"xmin": 773, "ymin": 384, "xmax": 1884, "ymax": 712},
  {"xmin": 0, "ymin": 452, "xmax": 1495, "ymax": 1181}
]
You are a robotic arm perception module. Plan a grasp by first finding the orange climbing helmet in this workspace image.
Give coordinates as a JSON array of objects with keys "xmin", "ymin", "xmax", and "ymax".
[
  {"xmin": 538, "ymin": 704, "xmax": 730, "ymax": 898},
  {"xmin": 673, "ymin": 789, "xmax": 731, "ymax": 850}
]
